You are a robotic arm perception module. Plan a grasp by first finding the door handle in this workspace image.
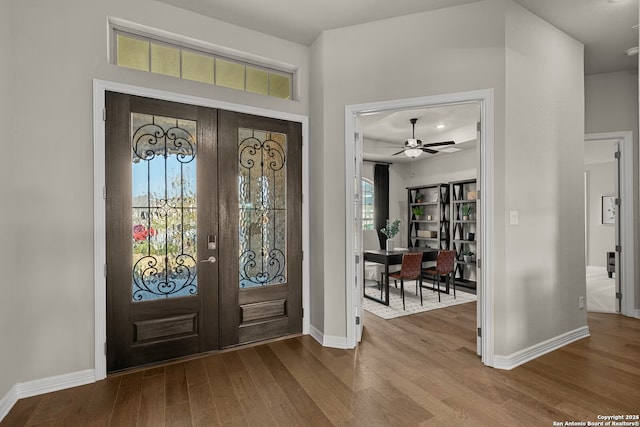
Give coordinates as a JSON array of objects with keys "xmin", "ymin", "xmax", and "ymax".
[{"xmin": 200, "ymin": 256, "xmax": 217, "ymax": 264}]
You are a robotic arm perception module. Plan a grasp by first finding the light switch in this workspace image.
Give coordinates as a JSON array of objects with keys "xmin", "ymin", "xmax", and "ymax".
[{"xmin": 509, "ymin": 210, "xmax": 519, "ymax": 225}]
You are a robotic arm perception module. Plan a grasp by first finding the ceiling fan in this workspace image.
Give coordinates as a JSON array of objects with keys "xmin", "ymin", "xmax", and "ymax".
[{"xmin": 392, "ymin": 118, "xmax": 455, "ymax": 158}]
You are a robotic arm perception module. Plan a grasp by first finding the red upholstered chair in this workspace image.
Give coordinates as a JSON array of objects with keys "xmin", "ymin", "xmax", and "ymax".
[
  {"xmin": 388, "ymin": 252, "xmax": 423, "ymax": 310},
  {"xmin": 421, "ymin": 250, "xmax": 456, "ymax": 303}
]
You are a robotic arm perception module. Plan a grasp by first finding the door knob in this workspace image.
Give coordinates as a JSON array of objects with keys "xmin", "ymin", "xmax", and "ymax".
[{"xmin": 200, "ymin": 256, "xmax": 217, "ymax": 263}]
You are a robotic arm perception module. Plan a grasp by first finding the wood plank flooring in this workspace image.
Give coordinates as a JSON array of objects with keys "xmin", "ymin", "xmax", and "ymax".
[{"xmin": 2, "ymin": 303, "xmax": 639, "ymax": 426}]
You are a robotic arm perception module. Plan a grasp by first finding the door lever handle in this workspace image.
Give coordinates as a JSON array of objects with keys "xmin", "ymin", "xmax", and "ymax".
[{"xmin": 200, "ymin": 256, "xmax": 217, "ymax": 264}]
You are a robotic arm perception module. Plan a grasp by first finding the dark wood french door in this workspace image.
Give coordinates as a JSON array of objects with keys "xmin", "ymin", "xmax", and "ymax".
[
  {"xmin": 217, "ymin": 110, "xmax": 302, "ymax": 347},
  {"xmin": 105, "ymin": 92, "xmax": 302, "ymax": 372}
]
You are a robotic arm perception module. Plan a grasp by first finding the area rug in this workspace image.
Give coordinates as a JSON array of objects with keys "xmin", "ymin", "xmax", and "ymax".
[{"xmin": 363, "ymin": 280, "xmax": 476, "ymax": 320}]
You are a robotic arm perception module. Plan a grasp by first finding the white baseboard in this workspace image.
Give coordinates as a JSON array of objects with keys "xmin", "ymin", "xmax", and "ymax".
[
  {"xmin": 321, "ymin": 334, "xmax": 350, "ymax": 349},
  {"xmin": 493, "ymin": 326, "xmax": 590, "ymax": 370},
  {"xmin": 0, "ymin": 369, "xmax": 96, "ymax": 422},
  {"xmin": 309, "ymin": 323, "xmax": 350, "ymax": 349},
  {"xmin": 309, "ymin": 323, "xmax": 324, "ymax": 345},
  {"xmin": 0, "ymin": 384, "xmax": 19, "ymax": 422}
]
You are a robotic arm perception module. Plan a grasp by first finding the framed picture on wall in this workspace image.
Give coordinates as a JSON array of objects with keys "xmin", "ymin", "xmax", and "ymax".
[{"xmin": 601, "ymin": 195, "xmax": 616, "ymax": 225}]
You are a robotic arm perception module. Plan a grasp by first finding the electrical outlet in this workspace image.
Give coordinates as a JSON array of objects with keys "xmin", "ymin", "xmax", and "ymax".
[{"xmin": 578, "ymin": 296, "xmax": 585, "ymax": 309}]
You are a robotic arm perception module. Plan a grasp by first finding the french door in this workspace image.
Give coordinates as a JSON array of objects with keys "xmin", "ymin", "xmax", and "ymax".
[{"xmin": 105, "ymin": 92, "xmax": 302, "ymax": 372}]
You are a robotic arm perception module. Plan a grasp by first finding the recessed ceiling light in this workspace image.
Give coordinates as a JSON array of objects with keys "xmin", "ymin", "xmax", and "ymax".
[{"xmin": 436, "ymin": 124, "xmax": 446, "ymax": 129}]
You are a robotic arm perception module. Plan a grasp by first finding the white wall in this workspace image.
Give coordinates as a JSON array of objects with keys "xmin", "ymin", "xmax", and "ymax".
[
  {"xmin": 310, "ymin": 0, "xmax": 507, "ymax": 340},
  {"xmin": 402, "ymin": 147, "xmax": 477, "ymax": 187},
  {"xmin": 3, "ymin": 0, "xmax": 309, "ymax": 395},
  {"xmin": 503, "ymin": 1, "xmax": 586, "ymax": 354},
  {"xmin": 309, "ymin": 32, "xmax": 325, "ymax": 334},
  {"xmin": 0, "ymin": 0, "xmax": 18, "ymax": 399},
  {"xmin": 585, "ymin": 159, "xmax": 616, "ymax": 267},
  {"xmin": 315, "ymin": 0, "xmax": 586, "ymax": 357},
  {"xmin": 585, "ymin": 70, "xmax": 639, "ymax": 310}
]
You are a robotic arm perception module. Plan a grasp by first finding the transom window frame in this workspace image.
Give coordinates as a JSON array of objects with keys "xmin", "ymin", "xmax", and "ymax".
[{"xmin": 108, "ymin": 18, "xmax": 297, "ymax": 101}]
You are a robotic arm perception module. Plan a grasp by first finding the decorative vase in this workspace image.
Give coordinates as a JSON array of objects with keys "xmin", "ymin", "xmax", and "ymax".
[{"xmin": 386, "ymin": 238, "xmax": 393, "ymax": 251}]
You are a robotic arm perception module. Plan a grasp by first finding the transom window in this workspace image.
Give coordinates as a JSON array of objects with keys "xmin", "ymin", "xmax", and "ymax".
[
  {"xmin": 362, "ymin": 178, "xmax": 374, "ymax": 230},
  {"xmin": 114, "ymin": 30, "xmax": 294, "ymax": 100}
]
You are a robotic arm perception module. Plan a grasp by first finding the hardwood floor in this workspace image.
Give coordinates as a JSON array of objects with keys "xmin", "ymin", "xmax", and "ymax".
[{"xmin": 2, "ymin": 303, "xmax": 639, "ymax": 426}]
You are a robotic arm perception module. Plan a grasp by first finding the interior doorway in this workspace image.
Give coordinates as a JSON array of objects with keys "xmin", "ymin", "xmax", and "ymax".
[
  {"xmin": 357, "ymin": 105, "xmax": 480, "ymax": 306},
  {"xmin": 583, "ymin": 137, "xmax": 619, "ymax": 313},
  {"xmin": 583, "ymin": 131, "xmax": 635, "ymax": 317},
  {"xmin": 344, "ymin": 89, "xmax": 495, "ymax": 367}
]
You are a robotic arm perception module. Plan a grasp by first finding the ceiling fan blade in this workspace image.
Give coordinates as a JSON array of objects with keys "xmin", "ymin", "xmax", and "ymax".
[
  {"xmin": 391, "ymin": 149, "xmax": 406, "ymax": 156},
  {"xmin": 421, "ymin": 148, "xmax": 439, "ymax": 154},
  {"xmin": 422, "ymin": 140, "xmax": 455, "ymax": 148}
]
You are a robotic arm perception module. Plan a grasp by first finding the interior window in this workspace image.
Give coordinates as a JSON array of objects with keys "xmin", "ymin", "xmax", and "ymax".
[{"xmin": 362, "ymin": 178, "xmax": 374, "ymax": 230}]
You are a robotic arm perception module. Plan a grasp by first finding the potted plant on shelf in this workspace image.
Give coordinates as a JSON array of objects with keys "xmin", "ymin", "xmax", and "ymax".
[
  {"xmin": 380, "ymin": 218, "xmax": 401, "ymax": 252},
  {"xmin": 461, "ymin": 204, "xmax": 473, "ymax": 221},
  {"xmin": 411, "ymin": 206, "xmax": 424, "ymax": 218},
  {"xmin": 462, "ymin": 250, "xmax": 475, "ymax": 263}
]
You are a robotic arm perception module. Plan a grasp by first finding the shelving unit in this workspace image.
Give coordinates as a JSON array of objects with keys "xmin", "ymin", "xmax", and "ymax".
[
  {"xmin": 450, "ymin": 179, "xmax": 477, "ymax": 290},
  {"xmin": 407, "ymin": 184, "xmax": 449, "ymax": 251}
]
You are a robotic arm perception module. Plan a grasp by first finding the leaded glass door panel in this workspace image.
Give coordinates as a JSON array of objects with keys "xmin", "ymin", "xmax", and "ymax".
[
  {"xmin": 106, "ymin": 92, "xmax": 218, "ymax": 372},
  {"xmin": 218, "ymin": 110, "xmax": 302, "ymax": 347}
]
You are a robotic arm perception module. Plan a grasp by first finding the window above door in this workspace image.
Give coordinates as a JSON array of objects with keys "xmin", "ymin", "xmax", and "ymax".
[{"xmin": 109, "ymin": 18, "xmax": 295, "ymax": 101}]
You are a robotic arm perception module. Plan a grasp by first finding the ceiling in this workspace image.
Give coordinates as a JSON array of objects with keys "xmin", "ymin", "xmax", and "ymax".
[
  {"xmin": 359, "ymin": 104, "xmax": 480, "ymax": 163},
  {"xmin": 156, "ymin": 0, "xmax": 638, "ymax": 162},
  {"xmin": 157, "ymin": 0, "xmax": 639, "ymax": 75}
]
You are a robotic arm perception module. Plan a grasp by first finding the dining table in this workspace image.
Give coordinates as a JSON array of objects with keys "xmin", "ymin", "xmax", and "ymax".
[{"xmin": 363, "ymin": 247, "xmax": 439, "ymax": 305}]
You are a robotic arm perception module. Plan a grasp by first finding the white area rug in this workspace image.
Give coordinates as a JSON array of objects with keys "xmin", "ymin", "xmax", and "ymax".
[
  {"xmin": 363, "ymin": 280, "xmax": 476, "ymax": 320},
  {"xmin": 586, "ymin": 266, "xmax": 616, "ymax": 313}
]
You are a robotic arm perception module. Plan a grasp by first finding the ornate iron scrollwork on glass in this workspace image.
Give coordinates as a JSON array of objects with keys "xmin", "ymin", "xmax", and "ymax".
[
  {"xmin": 131, "ymin": 113, "xmax": 198, "ymax": 301},
  {"xmin": 238, "ymin": 128, "xmax": 287, "ymax": 288}
]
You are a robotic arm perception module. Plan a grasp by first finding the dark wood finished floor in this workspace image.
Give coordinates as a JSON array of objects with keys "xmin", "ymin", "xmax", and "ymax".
[{"xmin": 3, "ymin": 304, "xmax": 639, "ymax": 426}]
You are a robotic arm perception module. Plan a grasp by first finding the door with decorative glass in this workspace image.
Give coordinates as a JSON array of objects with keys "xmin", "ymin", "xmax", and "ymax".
[
  {"xmin": 217, "ymin": 110, "xmax": 302, "ymax": 347},
  {"xmin": 105, "ymin": 93, "xmax": 302, "ymax": 372}
]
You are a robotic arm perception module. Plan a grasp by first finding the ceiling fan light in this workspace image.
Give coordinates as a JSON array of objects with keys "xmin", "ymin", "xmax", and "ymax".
[
  {"xmin": 406, "ymin": 138, "xmax": 419, "ymax": 147},
  {"xmin": 405, "ymin": 148, "xmax": 422, "ymax": 158}
]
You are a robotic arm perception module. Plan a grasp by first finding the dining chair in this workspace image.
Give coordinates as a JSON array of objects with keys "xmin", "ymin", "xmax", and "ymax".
[
  {"xmin": 421, "ymin": 250, "xmax": 456, "ymax": 303},
  {"xmin": 388, "ymin": 252, "xmax": 423, "ymax": 310}
]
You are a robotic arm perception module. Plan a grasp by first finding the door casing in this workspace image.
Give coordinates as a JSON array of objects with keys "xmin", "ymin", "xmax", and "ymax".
[{"xmin": 93, "ymin": 79, "xmax": 310, "ymax": 380}]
